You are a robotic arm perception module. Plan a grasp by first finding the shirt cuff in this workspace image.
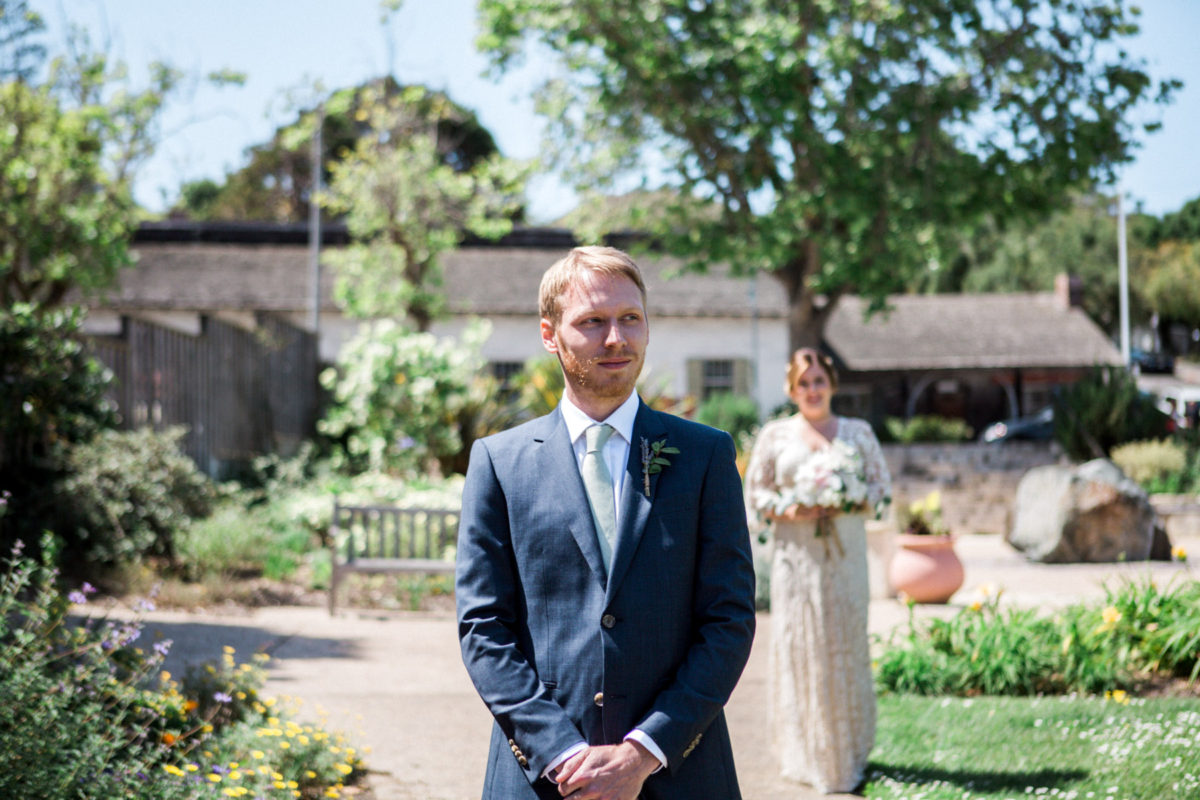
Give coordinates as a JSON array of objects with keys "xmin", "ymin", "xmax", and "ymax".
[
  {"xmin": 625, "ymin": 729, "xmax": 666, "ymax": 772},
  {"xmin": 543, "ymin": 742, "xmax": 588, "ymax": 780}
]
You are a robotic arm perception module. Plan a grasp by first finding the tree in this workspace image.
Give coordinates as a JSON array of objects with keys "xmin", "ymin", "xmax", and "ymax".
[
  {"xmin": 0, "ymin": 14, "xmax": 240, "ymax": 308},
  {"xmin": 319, "ymin": 83, "xmax": 527, "ymax": 329},
  {"xmin": 478, "ymin": 0, "xmax": 1177, "ymax": 350},
  {"xmin": 172, "ymin": 78, "xmax": 503, "ymax": 223},
  {"xmin": 910, "ymin": 191, "xmax": 1155, "ymax": 334},
  {"xmin": 1148, "ymin": 194, "xmax": 1200, "ymax": 246},
  {"xmin": 0, "ymin": 0, "xmax": 46, "ymax": 81}
]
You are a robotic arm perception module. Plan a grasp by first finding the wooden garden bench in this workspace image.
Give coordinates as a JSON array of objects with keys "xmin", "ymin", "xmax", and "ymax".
[{"xmin": 328, "ymin": 499, "xmax": 459, "ymax": 614}]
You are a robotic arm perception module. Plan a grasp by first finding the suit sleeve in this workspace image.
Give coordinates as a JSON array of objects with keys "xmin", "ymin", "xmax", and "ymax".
[
  {"xmin": 455, "ymin": 438, "xmax": 584, "ymax": 781},
  {"xmin": 634, "ymin": 430, "xmax": 757, "ymax": 770}
]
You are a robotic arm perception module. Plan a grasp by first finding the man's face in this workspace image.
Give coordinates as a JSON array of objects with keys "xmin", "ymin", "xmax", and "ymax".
[{"xmin": 541, "ymin": 270, "xmax": 648, "ymax": 418}]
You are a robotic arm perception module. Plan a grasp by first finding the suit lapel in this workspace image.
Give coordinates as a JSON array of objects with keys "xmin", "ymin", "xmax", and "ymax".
[
  {"xmin": 606, "ymin": 401, "xmax": 666, "ymax": 599},
  {"xmin": 536, "ymin": 408, "xmax": 608, "ymax": 585}
]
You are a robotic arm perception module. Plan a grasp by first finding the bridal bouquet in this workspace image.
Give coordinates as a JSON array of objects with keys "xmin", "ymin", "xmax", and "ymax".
[
  {"xmin": 770, "ymin": 440, "xmax": 869, "ymax": 517},
  {"xmin": 768, "ymin": 440, "xmax": 869, "ymax": 557}
]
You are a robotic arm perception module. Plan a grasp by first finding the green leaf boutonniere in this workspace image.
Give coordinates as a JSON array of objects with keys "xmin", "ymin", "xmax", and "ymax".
[{"xmin": 640, "ymin": 437, "xmax": 680, "ymax": 498}]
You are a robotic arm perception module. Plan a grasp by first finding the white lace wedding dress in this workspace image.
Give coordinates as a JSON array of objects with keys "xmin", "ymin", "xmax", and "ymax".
[{"xmin": 744, "ymin": 416, "xmax": 891, "ymax": 793}]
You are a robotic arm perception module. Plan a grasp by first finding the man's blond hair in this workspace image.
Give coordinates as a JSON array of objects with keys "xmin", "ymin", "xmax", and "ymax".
[{"xmin": 538, "ymin": 246, "xmax": 647, "ymax": 325}]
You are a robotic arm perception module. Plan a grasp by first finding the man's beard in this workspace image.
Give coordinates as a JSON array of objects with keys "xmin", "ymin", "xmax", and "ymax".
[{"xmin": 558, "ymin": 348, "xmax": 642, "ymax": 401}]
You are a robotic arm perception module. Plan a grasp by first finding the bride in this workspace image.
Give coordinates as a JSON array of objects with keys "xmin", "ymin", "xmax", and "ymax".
[{"xmin": 743, "ymin": 347, "xmax": 891, "ymax": 793}]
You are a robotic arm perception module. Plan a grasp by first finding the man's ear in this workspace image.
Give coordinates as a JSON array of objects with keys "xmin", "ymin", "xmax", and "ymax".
[{"xmin": 540, "ymin": 318, "xmax": 558, "ymax": 354}]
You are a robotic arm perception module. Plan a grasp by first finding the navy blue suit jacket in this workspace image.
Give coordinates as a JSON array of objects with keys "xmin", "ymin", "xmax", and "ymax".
[{"xmin": 456, "ymin": 400, "xmax": 756, "ymax": 799}]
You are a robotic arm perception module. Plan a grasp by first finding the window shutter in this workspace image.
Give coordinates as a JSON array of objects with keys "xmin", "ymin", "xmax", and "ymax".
[
  {"xmin": 686, "ymin": 359, "xmax": 704, "ymax": 399},
  {"xmin": 733, "ymin": 359, "xmax": 751, "ymax": 396}
]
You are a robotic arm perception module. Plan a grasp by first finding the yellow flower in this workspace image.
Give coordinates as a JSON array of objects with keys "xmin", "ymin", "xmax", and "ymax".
[
  {"xmin": 336, "ymin": 763, "xmax": 353, "ymax": 775},
  {"xmin": 1172, "ymin": 546, "xmax": 1187, "ymax": 562},
  {"xmin": 1105, "ymin": 689, "xmax": 1130, "ymax": 705},
  {"xmin": 305, "ymin": 771, "xmax": 317, "ymax": 779},
  {"xmin": 223, "ymin": 645, "xmax": 236, "ymax": 655},
  {"xmin": 185, "ymin": 764, "xmax": 199, "ymax": 773},
  {"xmin": 208, "ymin": 774, "xmax": 222, "ymax": 783},
  {"xmin": 251, "ymin": 750, "xmax": 265, "ymax": 760},
  {"xmin": 184, "ymin": 699, "xmax": 199, "ymax": 713},
  {"xmin": 160, "ymin": 671, "xmax": 171, "ymax": 683},
  {"xmin": 162, "ymin": 764, "xmax": 185, "ymax": 777},
  {"xmin": 1102, "ymin": 606, "xmax": 1122, "ymax": 625}
]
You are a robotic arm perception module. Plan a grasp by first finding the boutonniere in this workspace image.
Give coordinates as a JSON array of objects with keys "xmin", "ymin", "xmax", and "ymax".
[{"xmin": 640, "ymin": 437, "xmax": 680, "ymax": 497}]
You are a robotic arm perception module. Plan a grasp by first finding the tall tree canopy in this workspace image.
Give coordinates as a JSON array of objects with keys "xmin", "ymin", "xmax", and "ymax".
[
  {"xmin": 478, "ymin": 0, "xmax": 1177, "ymax": 349},
  {"xmin": 175, "ymin": 77, "xmax": 502, "ymax": 223},
  {"xmin": 319, "ymin": 83, "xmax": 527, "ymax": 329},
  {"xmin": 0, "ymin": 2, "xmax": 241, "ymax": 308}
]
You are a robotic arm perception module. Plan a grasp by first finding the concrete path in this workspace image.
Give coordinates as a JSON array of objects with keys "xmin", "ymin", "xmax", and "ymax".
[{"xmin": 127, "ymin": 533, "xmax": 1198, "ymax": 800}]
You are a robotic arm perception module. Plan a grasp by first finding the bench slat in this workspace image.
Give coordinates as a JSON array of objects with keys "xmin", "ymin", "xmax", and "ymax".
[{"xmin": 328, "ymin": 500, "xmax": 459, "ymax": 614}]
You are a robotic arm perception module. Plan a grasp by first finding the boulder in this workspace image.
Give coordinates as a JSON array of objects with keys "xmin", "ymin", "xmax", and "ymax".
[{"xmin": 1007, "ymin": 459, "xmax": 1158, "ymax": 563}]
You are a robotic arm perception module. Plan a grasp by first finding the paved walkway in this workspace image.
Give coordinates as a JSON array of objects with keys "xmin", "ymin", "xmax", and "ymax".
[{"xmin": 130, "ymin": 533, "xmax": 1198, "ymax": 800}]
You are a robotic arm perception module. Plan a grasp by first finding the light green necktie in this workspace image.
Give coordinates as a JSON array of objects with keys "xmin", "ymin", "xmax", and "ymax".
[{"xmin": 582, "ymin": 423, "xmax": 617, "ymax": 572}]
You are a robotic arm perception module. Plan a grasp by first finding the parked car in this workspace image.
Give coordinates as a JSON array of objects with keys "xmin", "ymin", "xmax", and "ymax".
[
  {"xmin": 1130, "ymin": 347, "xmax": 1175, "ymax": 375},
  {"xmin": 980, "ymin": 406, "xmax": 1054, "ymax": 443}
]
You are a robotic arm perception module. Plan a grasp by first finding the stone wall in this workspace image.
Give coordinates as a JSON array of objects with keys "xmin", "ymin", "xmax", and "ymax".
[{"xmin": 880, "ymin": 442, "xmax": 1064, "ymax": 535}]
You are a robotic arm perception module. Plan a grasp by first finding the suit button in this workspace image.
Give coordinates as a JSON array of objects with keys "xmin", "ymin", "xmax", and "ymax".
[
  {"xmin": 594, "ymin": 692, "xmax": 604, "ymax": 707},
  {"xmin": 601, "ymin": 614, "xmax": 616, "ymax": 629},
  {"xmin": 518, "ymin": 756, "xmax": 529, "ymax": 768}
]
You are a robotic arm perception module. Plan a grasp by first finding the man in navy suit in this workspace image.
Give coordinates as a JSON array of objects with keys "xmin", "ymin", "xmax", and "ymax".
[{"xmin": 456, "ymin": 246, "xmax": 756, "ymax": 799}]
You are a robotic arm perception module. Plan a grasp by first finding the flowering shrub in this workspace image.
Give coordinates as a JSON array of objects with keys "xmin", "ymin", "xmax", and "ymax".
[
  {"xmin": 0, "ymin": 538, "xmax": 366, "ymax": 799},
  {"xmin": 876, "ymin": 575, "xmax": 1200, "ymax": 696},
  {"xmin": 318, "ymin": 318, "xmax": 493, "ymax": 475}
]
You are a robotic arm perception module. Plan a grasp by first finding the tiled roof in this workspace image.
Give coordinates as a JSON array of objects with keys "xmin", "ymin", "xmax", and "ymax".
[
  {"xmin": 824, "ymin": 294, "xmax": 1121, "ymax": 370},
  {"xmin": 89, "ymin": 225, "xmax": 1118, "ymax": 371}
]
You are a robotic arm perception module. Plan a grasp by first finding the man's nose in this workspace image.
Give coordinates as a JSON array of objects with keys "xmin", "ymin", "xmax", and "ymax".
[{"xmin": 603, "ymin": 320, "xmax": 626, "ymax": 347}]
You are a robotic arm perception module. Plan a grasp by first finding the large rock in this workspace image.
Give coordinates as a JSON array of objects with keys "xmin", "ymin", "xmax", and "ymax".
[{"xmin": 1007, "ymin": 459, "xmax": 1158, "ymax": 563}]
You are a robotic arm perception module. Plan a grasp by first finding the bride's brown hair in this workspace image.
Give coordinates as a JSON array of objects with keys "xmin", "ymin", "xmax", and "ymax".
[{"xmin": 786, "ymin": 347, "xmax": 839, "ymax": 392}]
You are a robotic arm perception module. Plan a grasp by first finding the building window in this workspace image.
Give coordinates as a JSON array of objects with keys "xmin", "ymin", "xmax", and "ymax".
[
  {"xmin": 687, "ymin": 358, "xmax": 751, "ymax": 402},
  {"xmin": 489, "ymin": 361, "xmax": 524, "ymax": 394}
]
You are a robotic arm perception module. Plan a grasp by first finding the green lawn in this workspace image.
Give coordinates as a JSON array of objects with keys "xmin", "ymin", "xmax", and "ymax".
[{"xmin": 867, "ymin": 694, "xmax": 1200, "ymax": 799}]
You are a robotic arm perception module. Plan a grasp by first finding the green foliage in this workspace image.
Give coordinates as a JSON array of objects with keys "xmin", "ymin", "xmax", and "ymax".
[
  {"xmin": 0, "ymin": 541, "xmax": 366, "ymax": 799},
  {"xmin": 694, "ymin": 392, "xmax": 759, "ymax": 443},
  {"xmin": 478, "ymin": 0, "xmax": 1175, "ymax": 349},
  {"xmin": 1111, "ymin": 438, "xmax": 1189, "ymax": 488},
  {"xmin": 883, "ymin": 415, "xmax": 973, "ymax": 444},
  {"xmin": 0, "ymin": 304, "xmax": 115, "ymax": 471},
  {"xmin": 0, "ymin": 1, "xmax": 46, "ymax": 82},
  {"xmin": 0, "ymin": 304, "xmax": 116, "ymax": 558},
  {"xmin": 1051, "ymin": 366, "xmax": 1171, "ymax": 459},
  {"xmin": 320, "ymin": 83, "xmax": 527, "ymax": 329},
  {"xmin": 60, "ymin": 427, "xmax": 216, "ymax": 567},
  {"xmin": 870, "ymin": 694, "xmax": 1200, "ymax": 800},
  {"xmin": 1147, "ymin": 193, "xmax": 1200, "ymax": 245},
  {"xmin": 918, "ymin": 192, "xmax": 1156, "ymax": 335},
  {"xmin": 1140, "ymin": 239, "xmax": 1200, "ymax": 331},
  {"xmin": 318, "ymin": 318, "xmax": 492, "ymax": 475},
  {"xmin": 507, "ymin": 354, "xmax": 564, "ymax": 420},
  {"xmin": 875, "ymin": 577, "xmax": 1200, "ymax": 696},
  {"xmin": 174, "ymin": 77, "xmax": 501, "ymax": 223}
]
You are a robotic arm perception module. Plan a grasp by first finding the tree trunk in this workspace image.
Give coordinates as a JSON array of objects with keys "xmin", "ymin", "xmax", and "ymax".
[{"xmin": 773, "ymin": 239, "xmax": 839, "ymax": 356}]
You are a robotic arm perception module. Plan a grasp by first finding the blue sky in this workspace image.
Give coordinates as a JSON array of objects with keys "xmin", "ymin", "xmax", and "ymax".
[{"xmin": 34, "ymin": 0, "xmax": 1200, "ymax": 223}]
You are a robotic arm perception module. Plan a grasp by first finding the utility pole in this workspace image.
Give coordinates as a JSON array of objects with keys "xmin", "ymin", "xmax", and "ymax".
[
  {"xmin": 308, "ymin": 105, "xmax": 324, "ymax": 338},
  {"xmin": 1117, "ymin": 189, "xmax": 1131, "ymax": 366}
]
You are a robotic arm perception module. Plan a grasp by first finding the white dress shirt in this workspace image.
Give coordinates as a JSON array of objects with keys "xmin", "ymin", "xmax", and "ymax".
[{"xmin": 544, "ymin": 392, "xmax": 667, "ymax": 779}]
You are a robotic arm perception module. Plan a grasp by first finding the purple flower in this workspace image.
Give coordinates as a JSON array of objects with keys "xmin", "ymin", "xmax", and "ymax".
[
  {"xmin": 398, "ymin": 436, "xmax": 416, "ymax": 450},
  {"xmin": 213, "ymin": 692, "xmax": 233, "ymax": 704},
  {"xmin": 154, "ymin": 639, "xmax": 173, "ymax": 657},
  {"xmin": 82, "ymin": 582, "xmax": 96, "ymax": 595},
  {"xmin": 135, "ymin": 598, "xmax": 156, "ymax": 613},
  {"xmin": 69, "ymin": 590, "xmax": 88, "ymax": 605}
]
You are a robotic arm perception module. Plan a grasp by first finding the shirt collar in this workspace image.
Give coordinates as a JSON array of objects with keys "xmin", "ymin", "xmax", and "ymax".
[{"xmin": 560, "ymin": 391, "xmax": 640, "ymax": 446}]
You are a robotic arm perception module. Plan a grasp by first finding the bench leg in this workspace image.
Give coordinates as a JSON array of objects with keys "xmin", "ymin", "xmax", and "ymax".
[{"xmin": 328, "ymin": 565, "xmax": 341, "ymax": 616}]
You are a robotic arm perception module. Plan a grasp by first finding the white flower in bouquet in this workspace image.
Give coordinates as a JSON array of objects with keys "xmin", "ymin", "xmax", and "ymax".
[{"xmin": 772, "ymin": 440, "xmax": 868, "ymax": 516}]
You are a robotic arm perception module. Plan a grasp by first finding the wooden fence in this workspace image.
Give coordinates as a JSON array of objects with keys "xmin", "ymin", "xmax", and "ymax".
[{"xmin": 85, "ymin": 313, "xmax": 318, "ymax": 478}]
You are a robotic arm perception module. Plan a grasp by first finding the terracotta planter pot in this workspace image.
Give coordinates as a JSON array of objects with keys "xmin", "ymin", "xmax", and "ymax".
[{"xmin": 888, "ymin": 534, "xmax": 964, "ymax": 604}]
